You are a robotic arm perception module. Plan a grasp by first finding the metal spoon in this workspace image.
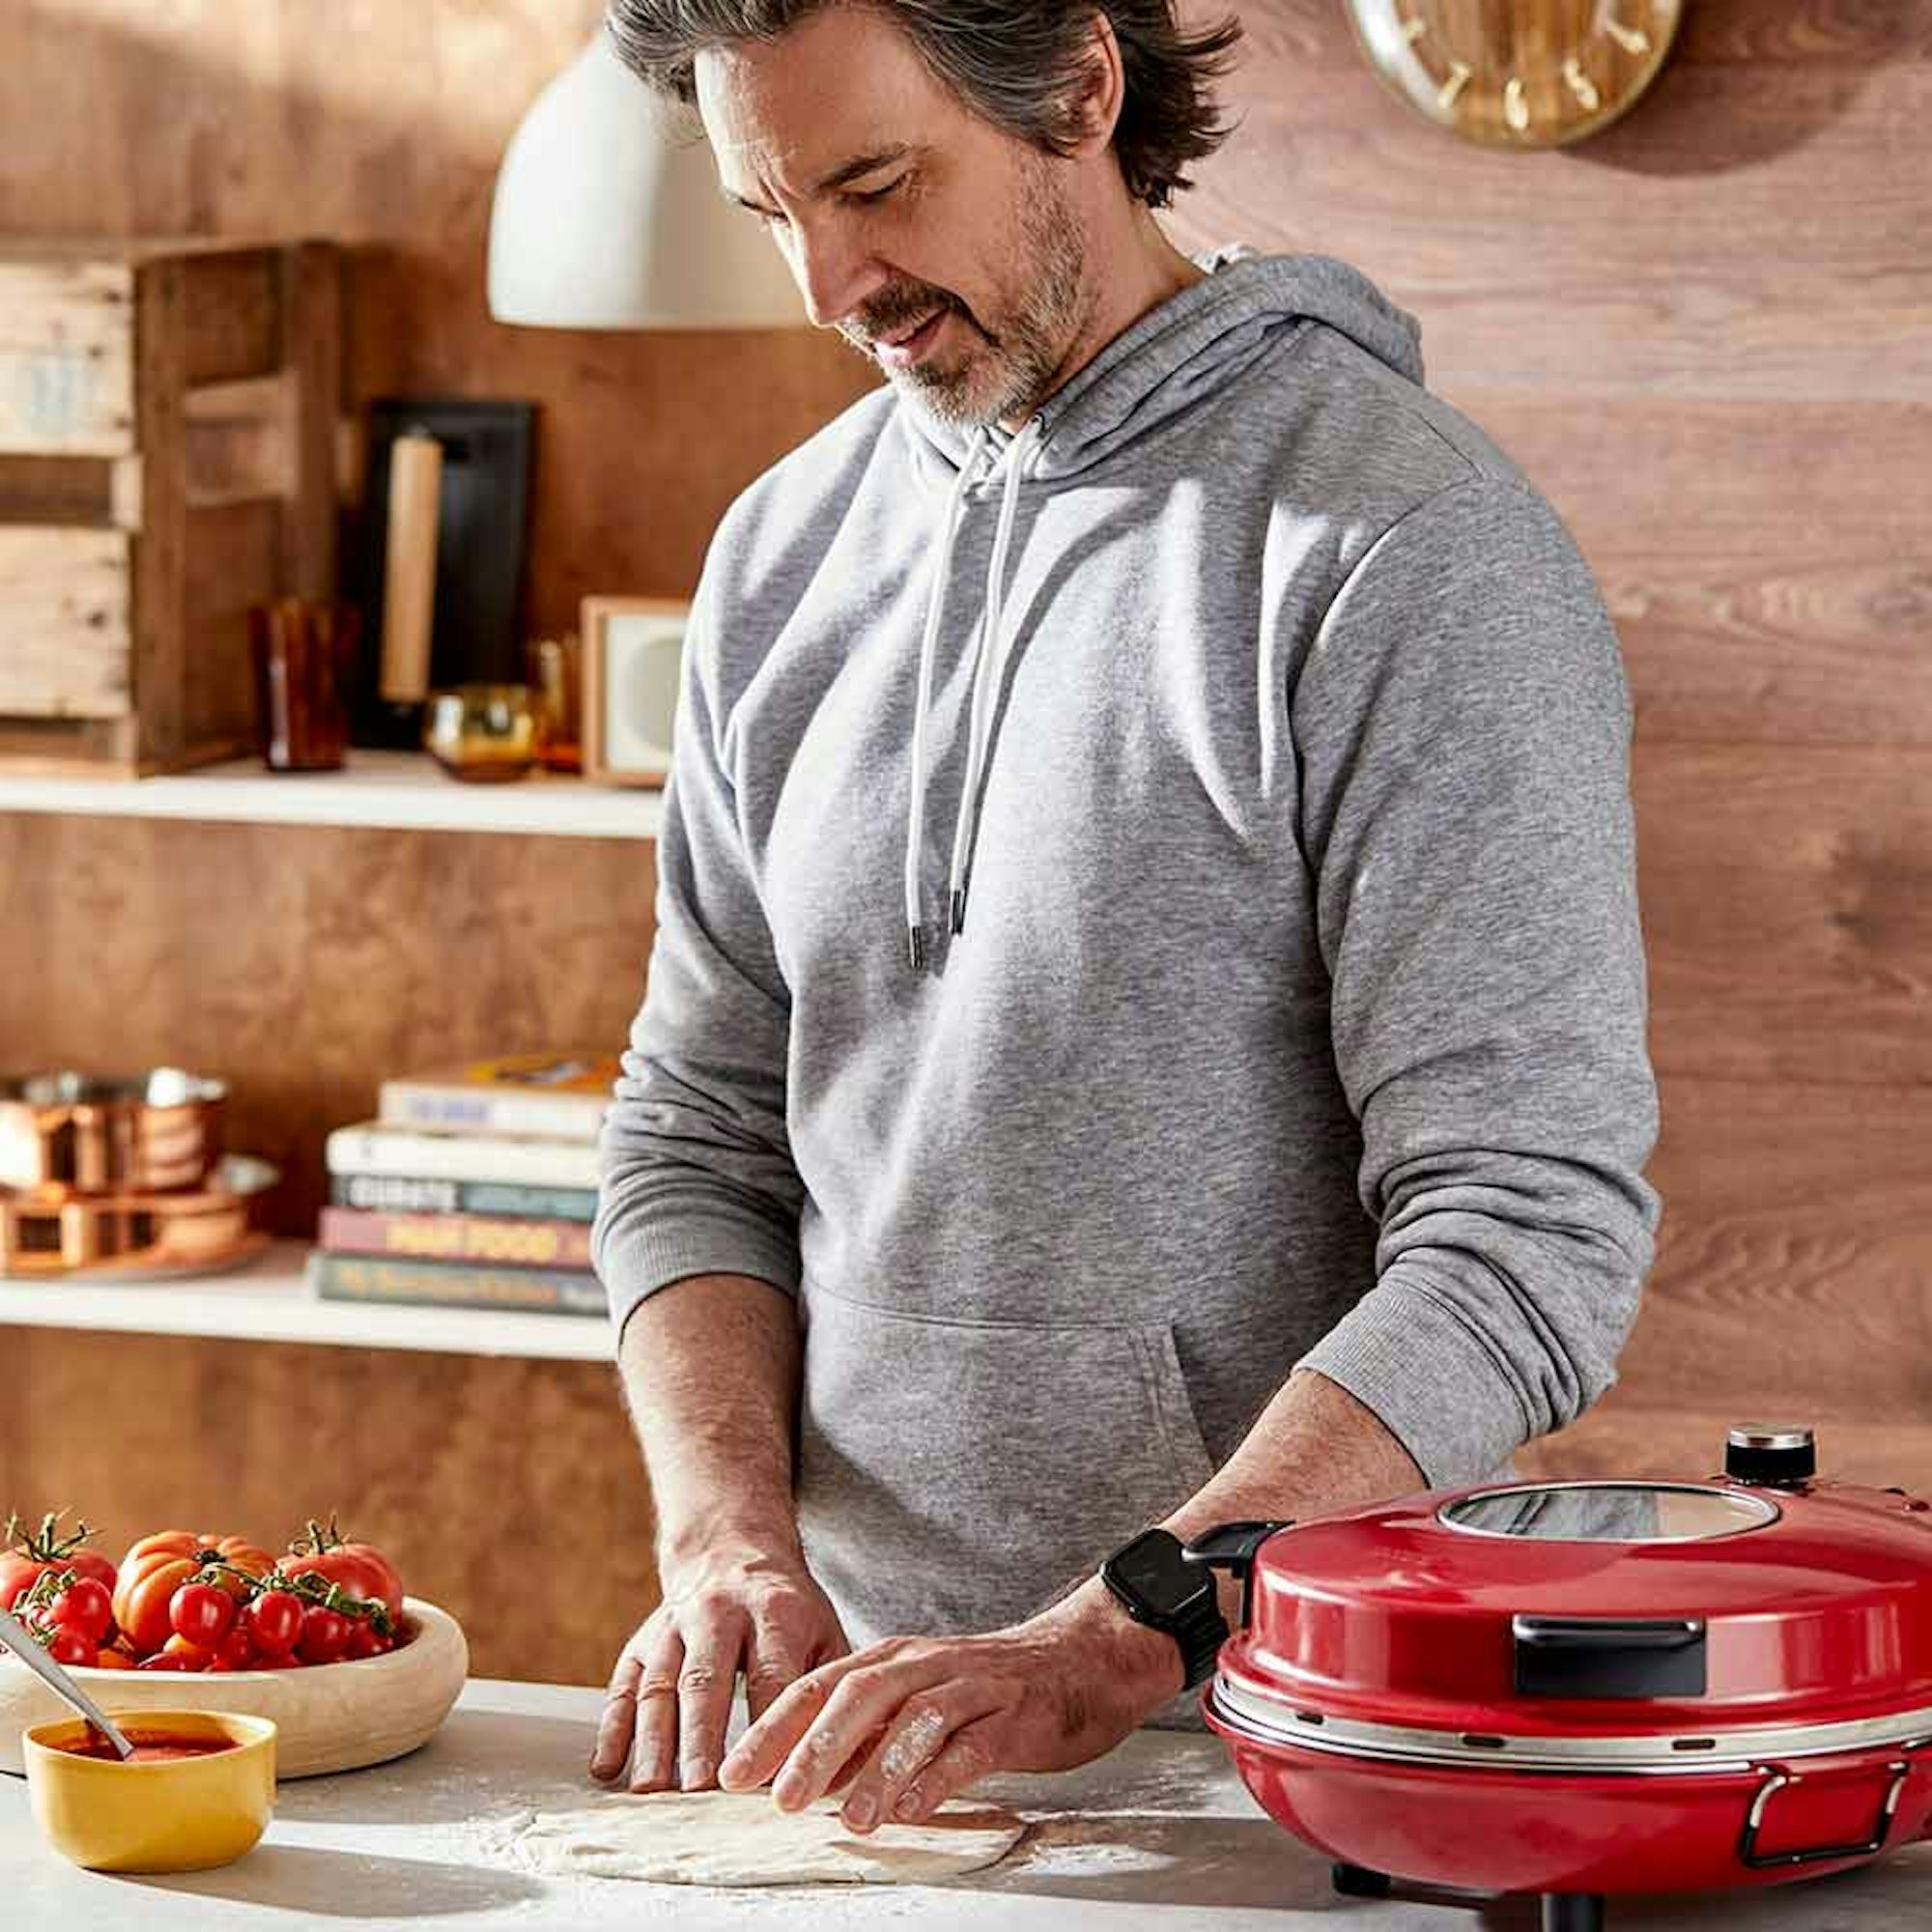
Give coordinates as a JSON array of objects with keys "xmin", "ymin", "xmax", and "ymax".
[{"xmin": 0, "ymin": 1605, "xmax": 136, "ymax": 1759}]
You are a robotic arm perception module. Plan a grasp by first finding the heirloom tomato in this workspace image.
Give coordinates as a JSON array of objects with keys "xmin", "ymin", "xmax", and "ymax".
[
  {"xmin": 277, "ymin": 1519, "xmax": 404, "ymax": 1619},
  {"xmin": 113, "ymin": 1530, "xmax": 272, "ymax": 1655},
  {"xmin": 0, "ymin": 1512, "xmax": 115, "ymax": 1609}
]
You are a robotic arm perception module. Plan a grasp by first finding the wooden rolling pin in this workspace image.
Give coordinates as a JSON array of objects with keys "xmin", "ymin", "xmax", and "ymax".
[{"xmin": 380, "ymin": 429, "xmax": 442, "ymax": 705}]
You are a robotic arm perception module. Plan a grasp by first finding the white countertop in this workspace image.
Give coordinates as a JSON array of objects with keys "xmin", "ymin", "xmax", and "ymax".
[
  {"xmin": 0, "ymin": 1240, "xmax": 614, "ymax": 1361},
  {"xmin": 5, "ymin": 1679, "xmax": 1931, "ymax": 1928}
]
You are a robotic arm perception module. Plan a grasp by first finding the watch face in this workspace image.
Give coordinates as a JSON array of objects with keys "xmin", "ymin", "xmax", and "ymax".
[{"xmin": 1111, "ymin": 1529, "xmax": 1209, "ymax": 1617}]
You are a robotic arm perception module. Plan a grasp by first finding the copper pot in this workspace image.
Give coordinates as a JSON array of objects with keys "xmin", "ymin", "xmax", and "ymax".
[{"xmin": 0, "ymin": 1070, "xmax": 225, "ymax": 1193}]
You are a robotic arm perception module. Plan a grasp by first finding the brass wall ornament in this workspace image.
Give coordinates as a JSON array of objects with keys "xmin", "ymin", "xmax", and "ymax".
[{"xmin": 1343, "ymin": 1, "xmax": 1684, "ymax": 150}]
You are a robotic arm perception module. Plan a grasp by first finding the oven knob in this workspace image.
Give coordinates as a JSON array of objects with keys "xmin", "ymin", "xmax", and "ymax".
[{"xmin": 1725, "ymin": 1424, "xmax": 1816, "ymax": 1487}]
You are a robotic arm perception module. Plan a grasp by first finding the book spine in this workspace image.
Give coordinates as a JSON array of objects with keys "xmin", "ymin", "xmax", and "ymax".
[
  {"xmin": 325, "ymin": 1123, "xmax": 601, "ymax": 1189},
  {"xmin": 307, "ymin": 1251, "xmax": 609, "ymax": 1317},
  {"xmin": 329, "ymin": 1173, "xmax": 599, "ymax": 1222},
  {"xmin": 377, "ymin": 1081, "xmax": 607, "ymax": 1143},
  {"xmin": 319, "ymin": 1207, "xmax": 594, "ymax": 1270}
]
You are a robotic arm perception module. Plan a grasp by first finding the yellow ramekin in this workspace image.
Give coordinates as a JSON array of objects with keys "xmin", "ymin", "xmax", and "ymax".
[{"xmin": 22, "ymin": 1709, "xmax": 276, "ymax": 1872}]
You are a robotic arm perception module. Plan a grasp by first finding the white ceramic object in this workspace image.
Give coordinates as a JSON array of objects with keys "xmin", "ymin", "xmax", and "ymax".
[{"xmin": 0, "ymin": 1598, "xmax": 467, "ymax": 1778}]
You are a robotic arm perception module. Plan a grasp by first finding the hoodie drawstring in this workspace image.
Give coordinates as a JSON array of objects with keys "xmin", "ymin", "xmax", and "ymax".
[
  {"xmin": 904, "ymin": 427, "xmax": 988, "ymax": 971},
  {"xmin": 948, "ymin": 415, "xmax": 1043, "ymax": 937},
  {"xmin": 902, "ymin": 417, "xmax": 1044, "ymax": 972}
]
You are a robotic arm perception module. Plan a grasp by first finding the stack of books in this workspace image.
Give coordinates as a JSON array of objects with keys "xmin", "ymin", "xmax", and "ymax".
[{"xmin": 308, "ymin": 1052, "xmax": 618, "ymax": 1318}]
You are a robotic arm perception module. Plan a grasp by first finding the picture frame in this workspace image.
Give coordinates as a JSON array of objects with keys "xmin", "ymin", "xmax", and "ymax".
[{"xmin": 580, "ymin": 595, "xmax": 691, "ymax": 787}]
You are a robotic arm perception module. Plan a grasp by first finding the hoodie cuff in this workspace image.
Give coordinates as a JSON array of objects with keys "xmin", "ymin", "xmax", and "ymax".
[
  {"xmin": 597, "ymin": 1217, "xmax": 802, "ymax": 1343},
  {"xmin": 1293, "ymin": 1270, "xmax": 1536, "ymax": 1490}
]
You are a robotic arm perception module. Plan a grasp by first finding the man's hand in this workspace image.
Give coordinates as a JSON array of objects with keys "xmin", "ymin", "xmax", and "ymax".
[
  {"xmin": 713, "ymin": 1577, "xmax": 1182, "ymax": 1832},
  {"xmin": 589, "ymin": 1538, "xmax": 849, "ymax": 1793}
]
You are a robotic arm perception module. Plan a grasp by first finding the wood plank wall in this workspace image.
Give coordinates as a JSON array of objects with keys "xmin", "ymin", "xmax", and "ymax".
[
  {"xmin": 1164, "ymin": 4, "xmax": 1932, "ymax": 1489},
  {"xmin": 2, "ymin": 2, "xmax": 1929, "ymax": 1689}
]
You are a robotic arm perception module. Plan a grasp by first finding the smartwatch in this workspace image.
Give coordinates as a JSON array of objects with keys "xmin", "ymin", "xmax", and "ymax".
[{"xmin": 1099, "ymin": 1526, "xmax": 1229, "ymax": 1692}]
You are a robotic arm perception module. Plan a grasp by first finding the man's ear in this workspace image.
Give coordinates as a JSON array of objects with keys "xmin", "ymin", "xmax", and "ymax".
[{"xmin": 1062, "ymin": 9, "xmax": 1126, "ymax": 158}]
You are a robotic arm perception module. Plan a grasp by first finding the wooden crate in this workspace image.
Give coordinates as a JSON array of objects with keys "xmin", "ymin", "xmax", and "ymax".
[{"xmin": 0, "ymin": 238, "xmax": 341, "ymax": 776}]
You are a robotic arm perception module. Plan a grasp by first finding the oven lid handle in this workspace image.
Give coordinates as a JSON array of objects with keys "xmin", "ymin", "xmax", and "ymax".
[{"xmin": 1513, "ymin": 1614, "xmax": 1710, "ymax": 1698}]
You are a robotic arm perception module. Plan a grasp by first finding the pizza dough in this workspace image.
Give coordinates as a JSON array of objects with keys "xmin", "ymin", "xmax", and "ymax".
[{"xmin": 510, "ymin": 1789, "xmax": 1027, "ymax": 1886}]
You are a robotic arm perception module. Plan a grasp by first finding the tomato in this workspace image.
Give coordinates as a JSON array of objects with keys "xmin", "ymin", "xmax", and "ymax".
[
  {"xmin": 348, "ymin": 1621, "xmax": 394, "ymax": 1661},
  {"xmin": 213, "ymin": 1627, "xmax": 258, "ymax": 1671},
  {"xmin": 136, "ymin": 1653, "xmax": 188, "ymax": 1671},
  {"xmin": 46, "ymin": 1576, "xmax": 114, "ymax": 1646},
  {"xmin": 93, "ymin": 1647, "xmax": 131, "ymax": 1669},
  {"xmin": 160, "ymin": 1634, "xmax": 213, "ymax": 1670},
  {"xmin": 297, "ymin": 1605, "xmax": 353, "ymax": 1664},
  {"xmin": 113, "ymin": 1530, "xmax": 272, "ymax": 1655},
  {"xmin": 243, "ymin": 1589, "xmax": 303, "ymax": 1656},
  {"xmin": 168, "ymin": 1581, "xmax": 235, "ymax": 1648},
  {"xmin": 278, "ymin": 1520, "xmax": 403, "ymax": 1620},
  {"xmin": 45, "ymin": 1627, "xmax": 94, "ymax": 1668},
  {"xmin": 0, "ymin": 1513, "xmax": 115, "ymax": 1610},
  {"xmin": 64, "ymin": 1550, "xmax": 115, "ymax": 1591},
  {"xmin": 276, "ymin": 1552, "xmax": 402, "ymax": 1620}
]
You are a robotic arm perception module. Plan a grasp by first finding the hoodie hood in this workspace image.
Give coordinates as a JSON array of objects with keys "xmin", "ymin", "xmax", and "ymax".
[
  {"xmin": 896, "ymin": 247, "xmax": 1425, "ymax": 491},
  {"xmin": 893, "ymin": 246, "xmax": 1426, "ymax": 969}
]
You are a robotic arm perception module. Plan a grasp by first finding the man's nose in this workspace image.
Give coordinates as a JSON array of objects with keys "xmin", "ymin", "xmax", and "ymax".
[{"xmin": 785, "ymin": 216, "xmax": 888, "ymax": 332}]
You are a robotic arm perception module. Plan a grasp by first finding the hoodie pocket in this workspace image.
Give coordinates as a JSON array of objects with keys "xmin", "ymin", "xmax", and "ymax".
[{"xmin": 794, "ymin": 1287, "xmax": 1216, "ymax": 1649}]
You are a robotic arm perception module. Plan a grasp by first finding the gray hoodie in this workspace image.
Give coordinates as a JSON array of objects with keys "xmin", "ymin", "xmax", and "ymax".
[{"xmin": 594, "ymin": 249, "xmax": 1662, "ymax": 1666}]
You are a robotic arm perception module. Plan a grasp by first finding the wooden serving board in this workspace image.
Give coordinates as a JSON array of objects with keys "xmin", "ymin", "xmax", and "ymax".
[{"xmin": 0, "ymin": 1597, "xmax": 466, "ymax": 1778}]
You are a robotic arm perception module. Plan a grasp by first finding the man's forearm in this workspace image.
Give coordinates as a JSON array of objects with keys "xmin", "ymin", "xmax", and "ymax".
[
  {"xmin": 1163, "ymin": 1366, "xmax": 1427, "ymax": 1543},
  {"xmin": 1039, "ymin": 1367, "xmax": 1431, "ymax": 1720},
  {"xmin": 615, "ymin": 1273, "xmax": 805, "ymax": 1566}
]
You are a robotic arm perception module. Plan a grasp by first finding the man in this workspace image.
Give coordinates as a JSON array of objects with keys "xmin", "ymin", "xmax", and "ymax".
[{"xmin": 587, "ymin": 0, "xmax": 1662, "ymax": 1843}]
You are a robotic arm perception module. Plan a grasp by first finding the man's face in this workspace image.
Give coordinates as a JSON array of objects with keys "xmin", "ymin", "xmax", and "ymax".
[{"xmin": 696, "ymin": 6, "xmax": 1092, "ymax": 427}]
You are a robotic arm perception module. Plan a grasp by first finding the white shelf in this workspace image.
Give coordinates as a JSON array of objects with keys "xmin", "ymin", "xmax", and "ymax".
[
  {"xmin": 0, "ymin": 1238, "xmax": 614, "ymax": 1360},
  {"xmin": 0, "ymin": 750, "xmax": 663, "ymax": 838}
]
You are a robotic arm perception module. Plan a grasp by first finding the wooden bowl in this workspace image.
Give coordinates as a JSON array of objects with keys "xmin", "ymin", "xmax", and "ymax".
[{"xmin": 0, "ymin": 1598, "xmax": 466, "ymax": 1779}]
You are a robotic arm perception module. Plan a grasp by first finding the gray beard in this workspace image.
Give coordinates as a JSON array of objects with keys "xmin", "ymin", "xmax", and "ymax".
[{"xmin": 895, "ymin": 174, "xmax": 1089, "ymax": 429}]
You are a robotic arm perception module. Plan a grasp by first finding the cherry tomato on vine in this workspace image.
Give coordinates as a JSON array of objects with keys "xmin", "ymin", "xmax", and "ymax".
[
  {"xmin": 47, "ymin": 1576, "xmax": 114, "ymax": 1645},
  {"xmin": 213, "ymin": 1627, "xmax": 258, "ymax": 1671},
  {"xmin": 168, "ymin": 1580, "xmax": 235, "ymax": 1648},
  {"xmin": 348, "ymin": 1621, "xmax": 394, "ymax": 1661},
  {"xmin": 45, "ymin": 1627, "xmax": 94, "ymax": 1668},
  {"xmin": 297, "ymin": 1605, "xmax": 353, "ymax": 1664},
  {"xmin": 243, "ymin": 1590, "xmax": 303, "ymax": 1656}
]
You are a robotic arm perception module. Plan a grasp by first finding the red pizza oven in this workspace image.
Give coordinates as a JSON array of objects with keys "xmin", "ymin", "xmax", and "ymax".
[{"xmin": 1189, "ymin": 1426, "xmax": 1932, "ymax": 1932}]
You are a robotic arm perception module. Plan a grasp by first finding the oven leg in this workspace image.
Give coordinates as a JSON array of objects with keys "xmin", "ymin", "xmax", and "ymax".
[
  {"xmin": 1541, "ymin": 1895, "xmax": 1605, "ymax": 1932},
  {"xmin": 1330, "ymin": 1861, "xmax": 1392, "ymax": 1897}
]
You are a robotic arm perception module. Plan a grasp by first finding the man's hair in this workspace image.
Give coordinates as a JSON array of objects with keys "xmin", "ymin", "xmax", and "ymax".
[{"xmin": 603, "ymin": 1, "xmax": 1242, "ymax": 210}]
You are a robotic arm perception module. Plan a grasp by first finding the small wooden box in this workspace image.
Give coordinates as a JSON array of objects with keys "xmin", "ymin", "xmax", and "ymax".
[{"xmin": 0, "ymin": 237, "xmax": 341, "ymax": 775}]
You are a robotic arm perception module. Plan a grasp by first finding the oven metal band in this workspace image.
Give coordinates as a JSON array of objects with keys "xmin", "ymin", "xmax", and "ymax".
[{"xmin": 1210, "ymin": 1669, "xmax": 1932, "ymax": 1776}]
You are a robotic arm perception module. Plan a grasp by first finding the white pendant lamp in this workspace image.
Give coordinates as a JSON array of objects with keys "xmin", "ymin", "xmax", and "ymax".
[{"xmin": 487, "ymin": 32, "xmax": 803, "ymax": 329}]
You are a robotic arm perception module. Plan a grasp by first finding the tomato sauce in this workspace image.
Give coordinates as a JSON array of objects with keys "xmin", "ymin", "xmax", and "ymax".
[{"xmin": 50, "ymin": 1727, "xmax": 238, "ymax": 1762}]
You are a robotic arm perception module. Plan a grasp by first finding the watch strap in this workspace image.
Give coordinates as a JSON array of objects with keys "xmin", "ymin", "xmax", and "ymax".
[{"xmin": 1171, "ymin": 1585, "xmax": 1229, "ymax": 1691}]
